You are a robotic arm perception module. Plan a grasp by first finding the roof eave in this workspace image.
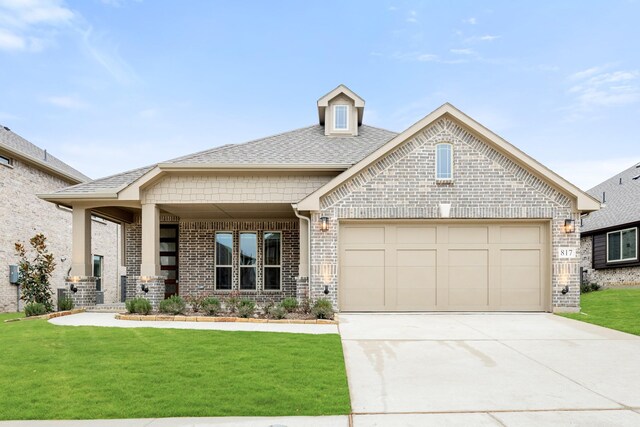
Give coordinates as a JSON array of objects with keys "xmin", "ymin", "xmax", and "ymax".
[
  {"xmin": 0, "ymin": 141, "xmax": 85, "ymax": 184},
  {"xmin": 157, "ymin": 163, "xmax": 352, "ymax": 172}
]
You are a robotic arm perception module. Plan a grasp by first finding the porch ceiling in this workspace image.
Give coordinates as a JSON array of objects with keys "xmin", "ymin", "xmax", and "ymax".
[{"xmin": 158, "ymin": 203, "xmax": 297, "ymax": 219}]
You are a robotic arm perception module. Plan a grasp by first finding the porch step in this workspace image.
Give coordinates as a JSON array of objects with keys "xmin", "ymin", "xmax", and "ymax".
[{"xmin": 86, "ymin": 303, "xmax": 127, "ymax": 313}]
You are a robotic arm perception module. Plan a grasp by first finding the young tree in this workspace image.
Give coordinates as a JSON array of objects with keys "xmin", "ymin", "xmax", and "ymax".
[{"xmin": 15, "ymin": 233, "xmax": 56, "ymax": 312}]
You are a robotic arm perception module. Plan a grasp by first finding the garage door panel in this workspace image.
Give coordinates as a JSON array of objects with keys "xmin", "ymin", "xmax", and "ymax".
[
  {"xmin": 449, "ymin": 226, "xmax": 488, "ymax": 244},
  {"xmin": 397, "ymin": 226, "xmax": 436, "ymax": 244},
  {"xmin": 343, "ymin": 249, "xmax": 385, "ymax": 267},
  {"xmin": 500, "ymin": 226, "xmax": 542, "ymax": 244},
  {"xmin": 501, "ymin": 289, "xmax": 541, "ymax": 306},
  {"xmin": 342, "ymin": 288, "xmax": 385, "ymax": 310},
  {"xmin": 448, "ymin": 289, "xmax": 489, "ymax": 306},
  {"xmin": 341, "ymin": 226, "xmax": 385, "ymax": 245}
]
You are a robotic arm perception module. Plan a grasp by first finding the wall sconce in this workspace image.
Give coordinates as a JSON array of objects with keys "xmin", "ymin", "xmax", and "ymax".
[
  {"xmin": 69, "ymin": 283, "xmax": 78, "ymax": 293},
  {"xmin": 320, "ymin": 216, "xmax": 329, "ymax": 232},
  {"xmin": 324, "ymin": 285, "xmax": 329, "ymax": 295},
  {"xmin": 140, "ymin": 284, "xmax": 149, "ymax": 294},
  {"xmin": 561, "ymin": 285, "xmax": 569, "ymax": 295},
  {"xmin": 563, "ymin": 219, "xmax": 575, "ymax": 233}
]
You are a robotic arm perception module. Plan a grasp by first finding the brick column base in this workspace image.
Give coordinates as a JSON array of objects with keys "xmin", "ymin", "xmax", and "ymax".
[
  {"xmin": 134, "ymin": 276, "xmax": 165, "ymax": 311},
  {"xmin": 65, "ymin": 276, "xmax": 97, "ymax": 308},
  {"xmin": 296, "ymin": 276, "xmax": 309, "ymax": 302}
]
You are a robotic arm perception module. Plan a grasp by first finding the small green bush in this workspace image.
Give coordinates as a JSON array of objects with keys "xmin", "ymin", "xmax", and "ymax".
[
  {"xmin": 311, "ymin": 298, "xmax": 334, "ymax": 320},
  {"xmin": 300, "ymin": 298, "xmax": 311, "ymax": 314},
  {"xmin": 186, "ymin": 295, "xmax": 205, "ymax": 312},
  {"xmin": 125, "ymin": 297, "xmax": 152, "ymax": 315},
  {"xmin": 268, "ymin": 304, "xmax": 287, "ymax": 320},
  {"xmin": 237, "ymin": 299, "xmax": 256, "ymax": 318},
  {"xmin": 281, "ymin": 297, "xmax": 299, "ymax": 313},
  {"xmin": 226, "ymin": 296, "xmax": 240, "ymax": 313},
  {"xmin": 201, "ymin": 297, "xmax": 221, "ymax": 316},
  {"xmin": 25, "ymin": 302, "xmax": 47, "ymax": 317},
  {"xmin": 580, "ymin": 282, "xmax": 601, "ymax": 294},
  {"xmin": 58, "ymin": 297, "xmax": 74, "ymax": 311},
  {"xmin": 159, "ymin": 295, "xmax": 186, "ymax": 315}
]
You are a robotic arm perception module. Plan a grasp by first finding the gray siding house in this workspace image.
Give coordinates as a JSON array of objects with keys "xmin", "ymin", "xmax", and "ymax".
[
  {"xmin": 581, "ymin": 163, "xmax": 640, "ymax": 287},
  {"xmin": 41, "ymin": 85, "xmax": 600, "ymax": 313}
]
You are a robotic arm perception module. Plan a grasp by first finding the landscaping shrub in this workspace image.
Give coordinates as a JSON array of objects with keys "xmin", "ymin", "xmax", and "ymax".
[
  {"xmin": 300, "ymin": 298, "xmax": 311, "ymax": 314},
  {"xmin": 311, "ymin": 298, "xmax": 334, "ymax": 320},
  {"xmin": 261, "ymin": 300, "xmax": 275, "ymax": 316},
  {"xmin": 125, "ymin": 297, "xmax": 152, "ymax": 315},
  {"xmin": 24, "ymin": 302, "xmax": 47, "ymax": 317},
  {"xmin": 268, "ymin": 304, "xmax": 287, "ymax": 320},
  {"xmin": 237, "ymin": 299, "xmax": 256, "ymax": 318},
  {"xmin": 201, "ymin": 297, "xmax": 221, "ymax": 316},
  {"xmin": 58, "ymin": 296, "xmax": 74, "ymax": 311},
  {"xmin": 15, "ymin": 233, "xmax": 56, "ymax": 312},
  {"xmin": 159, "ymin": 295, "xmax": 186, "ymax": 315},
  {"xmin": 281, "ymin": 297, "xmax": 298, "ymax": 313},
  {"xmin": 186, "ymin": 295, "xmax": 206, "ymax": 312},
  {"xmin": 580, "ymin": 282, "xmax": 601, "ymax": 294},
  {"xmin": 225, "ymin": 292, "xmax": 240, "ymax": 313}
]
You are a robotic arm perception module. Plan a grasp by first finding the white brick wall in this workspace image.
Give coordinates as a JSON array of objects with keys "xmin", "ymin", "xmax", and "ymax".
[
  {"xmin": 0, "ymin": 159, "xmax": 120, "ymax": 312},
  {"xmin": 309, "ymin": 118, "xmax": 581, "ymax": 311}
]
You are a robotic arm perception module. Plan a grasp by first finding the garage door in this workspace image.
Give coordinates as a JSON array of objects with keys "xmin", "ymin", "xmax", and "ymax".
[{"xmin": 339, "ymin": 222, "xmax": 550, "ymax": 312}]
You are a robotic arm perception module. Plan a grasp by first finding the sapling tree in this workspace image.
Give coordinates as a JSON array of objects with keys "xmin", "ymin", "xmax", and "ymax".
[{"xmin": 15, "ymin": 233, "xmax": 56, "ymax": 312}]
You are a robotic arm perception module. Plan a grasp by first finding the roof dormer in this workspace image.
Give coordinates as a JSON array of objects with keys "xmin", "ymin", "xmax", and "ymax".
[{"xmin": 317, "ymin": 84, "xmax": 365, "ymax": 136}]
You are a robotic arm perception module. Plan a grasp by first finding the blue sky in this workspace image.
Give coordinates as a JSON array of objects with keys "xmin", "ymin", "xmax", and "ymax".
[{"xmin": 0, "ymin": 0, "xmax": 638, "ymax": 190}]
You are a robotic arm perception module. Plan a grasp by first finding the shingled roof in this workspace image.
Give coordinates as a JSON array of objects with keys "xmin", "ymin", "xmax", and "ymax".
[
  {"xmin": 53, "ymin": 124, "xmax": 397, "ymax": 195},
  {"xmin": 0, "ymin": 125, "xmax": 90, "ymax": 183},
  {"xmin": 581, "ymin": 161, "xmax": 640, "ymax": 233}
]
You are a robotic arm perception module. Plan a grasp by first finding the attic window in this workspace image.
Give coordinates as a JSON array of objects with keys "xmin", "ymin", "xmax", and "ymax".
[
  {"xmin": 436, "ymin": 143, "xmax": 453, "ymax": 180},
  {"xmin": 334, "ymin": 105, "xmax": 348, "ymax": 130},
  {"xmin": 0, "ymin": 155, "xmax": 12, "ymax": 167}
]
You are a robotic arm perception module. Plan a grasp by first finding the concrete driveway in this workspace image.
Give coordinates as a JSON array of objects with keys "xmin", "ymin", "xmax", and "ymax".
[{"xmin": 339, "ymin": 313, "xmax": 640, "ymax": 426}]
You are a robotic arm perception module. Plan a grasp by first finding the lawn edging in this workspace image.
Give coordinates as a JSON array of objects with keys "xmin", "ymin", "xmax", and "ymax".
[
  {"xmin": 115, "ymin": 313, "xmax": 338, "ymax": 324},
  {"xmin": 3, "ymin": 308, "xmax": 86, "ymax": 323}
]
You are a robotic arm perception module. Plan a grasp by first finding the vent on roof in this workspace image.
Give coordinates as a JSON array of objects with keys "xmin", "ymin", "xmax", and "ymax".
[
  {"xmin": 44, "ymin": 149, "xmax": 48, "ymax": 161},
  {"xmin": 620, "ymin": 177, "xmax": 623, "ymax": 185},
  {"xmin": 2, "ymin": 126, "xmax": 9, "ymax": 131},
  {"xmin": 633, "ymin": 175, "xmax": 640, "ymax": 180}
]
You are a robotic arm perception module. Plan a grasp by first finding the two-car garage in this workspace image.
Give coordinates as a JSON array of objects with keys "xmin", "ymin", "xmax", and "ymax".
[{"xmin": 339, "ymin": 221, "xmax": 550, "ymax": 312}]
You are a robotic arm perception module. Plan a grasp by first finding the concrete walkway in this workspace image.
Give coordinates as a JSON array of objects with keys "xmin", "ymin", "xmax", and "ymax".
[
  {"xmin": 340, "ymin": 313, "xmax": 640, "ymax": 426},
  {"xmin": 48, "ymin": 312, "xmax": 338, "ymax": 334}
]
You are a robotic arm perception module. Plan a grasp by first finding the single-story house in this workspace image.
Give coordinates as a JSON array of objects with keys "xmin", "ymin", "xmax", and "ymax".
[
  {"xmin": 40, "ymin": 85, "xmax": 600, "ymax": 312},
  {"xmin": 0, "ymin": 125, "xmax": 120, "ymax": 312},
  {"xmin": 580, "ymin": 163, "xmax": 640, "ymax": 286}
]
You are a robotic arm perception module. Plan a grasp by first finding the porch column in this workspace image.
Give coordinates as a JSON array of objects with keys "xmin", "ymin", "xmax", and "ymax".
[
  {"xmin": 70, "ymin": 207, "xmax": 92, "ymax": 276},
  {"xmin": 140, "ymin": 203, "xmax": 160, "ymax": 277},
  {"xmin": 298, "ymin": 217, "xmax": 309, "ymax": 278}
]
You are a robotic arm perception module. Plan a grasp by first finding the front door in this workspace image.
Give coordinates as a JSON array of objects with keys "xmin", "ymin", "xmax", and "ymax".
[{"xmin": 160, "ymin": 224, "xmax": 179, "ymax": 298}]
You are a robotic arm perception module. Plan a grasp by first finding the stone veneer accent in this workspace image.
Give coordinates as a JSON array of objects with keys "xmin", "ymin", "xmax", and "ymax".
[
  {"xmin": 142, "ymin": 174, "xmax": 332, "ymax": 204},
  {"xmin": 64, "ymin": 276, "xmax": 97, "ymax": 308},
  {"xmin": 580, "ymin": 236, "xmax": 640, "ymax": 286},
  {"xmin": 0, "ymin": 157, "xmax": 120, "ymax": 312},
  {"xmin": 124, "ymin": 217, "xmax": 299, "ymax": 304},
  {"xmin": 309, "ymin": 118, "xmax": 581, "ymax": 311}
]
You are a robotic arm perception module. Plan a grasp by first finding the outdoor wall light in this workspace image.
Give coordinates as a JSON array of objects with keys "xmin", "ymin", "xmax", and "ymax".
[
  {"xmin": 563, "ymin": 219, "xmax": 576, "ymax": 233},
  {"xmin": 320, "ymin": 216, "xmax": 329, "ymax": 232},
  {"xmin": 561, "ymin": 285, "xmax": 569, "ymax": 295},
  {"xmin": 324, "ymin": 285, "xmax": 329, "ymax": 295},
  {"xmin": 69, "ymin": 283, "xmax": 78, "ymax": 294},
  {"xmin": 140, "ymin": 284, "xmax": 149, "ymax": 294}
]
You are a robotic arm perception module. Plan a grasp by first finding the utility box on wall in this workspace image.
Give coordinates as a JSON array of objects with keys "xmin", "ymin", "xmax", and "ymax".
[{"xmin": 9, "ymin": 265, "xmax": 19, "ymax": 285}]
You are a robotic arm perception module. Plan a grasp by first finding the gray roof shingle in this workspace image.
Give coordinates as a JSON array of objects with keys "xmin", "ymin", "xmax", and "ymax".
[
  {"xmin": 52, "ymin": 124, "xmax": 398, "ymax": 195},
  {"xmin": 581, "ymin": 161, "xmax": 640, "ymax": 233},
  {"xmin": 0, "ymin": 125, "xmax": 90, "ymax": 182}
]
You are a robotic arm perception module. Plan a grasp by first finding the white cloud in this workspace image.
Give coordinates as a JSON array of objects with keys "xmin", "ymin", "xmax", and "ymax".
[
  {"xmin": 479, "ymin": 34, "xmax": 500, "ymax": 41},
  {"xmin": 463, "ymin": 17, "xmax": 477, "ymax": 25},
  {"xmin": 0, "ymin": 28, "xmax": 24, "ymax": 50},
  {"xmin": 450, "ymin": 48, "xmax": 475, "ymax": 55},
  {"xmin": 567, "ymin": 66, "xmax": 640, "ymax": 113},
  {"xmin": 139, "ymin": 108, "xmax": 158, "ymax": 119},
  {"xmin": 45, "ymin": 95, "xmax": 88, "ymax": 109},
  {"xmin": 0, "ymin": 0, "xmax": 75, "ymax": 28},
  {"xmin": 388, "ymin": 6, "xmax": 397, "ymax": 11},
  {"xmin": 407, "ymin": 10, "xmax": 417, "ymax": 23}
]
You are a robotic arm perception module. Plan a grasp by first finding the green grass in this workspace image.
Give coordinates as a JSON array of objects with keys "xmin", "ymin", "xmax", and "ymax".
[
  {"xmin": 559, "ymin": 288, "xmax": 640, "ymax": 336},
  {"xmin": 0, "ymin": 313, "xmax": 350, "ymax": 420}
]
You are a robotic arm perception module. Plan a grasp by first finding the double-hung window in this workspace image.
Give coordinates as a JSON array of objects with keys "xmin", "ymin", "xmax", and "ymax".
[
  {"xmin": 239, "ymin": 232, "xmax": 257, "ymax": 290},
  {"xmin": 215, "ymin": 232, "xmax": 233, "ymax": 290},
  {"xmin": 263, "ymin": 232, "xmax": 281, "ymax": 290},
  {"xmin": 334, "ymin": 105, "xmax": 348, "ymax": 130},
  {"xmin": 607, "ymin": 228, "xmax": 637, "ymax": 262},
  {"xmin": 436, "ymin": 143, "xmax": 453, "ymax": 180}
]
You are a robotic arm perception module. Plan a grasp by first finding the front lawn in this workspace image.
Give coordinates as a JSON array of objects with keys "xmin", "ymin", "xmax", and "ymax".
[
  {"xmin": 559, "ymin": 288, "xmax": 640, "ymax": 336},
  {"xmin": 0, "ymin": 314, "xmax": 350, "ymax": 420}
]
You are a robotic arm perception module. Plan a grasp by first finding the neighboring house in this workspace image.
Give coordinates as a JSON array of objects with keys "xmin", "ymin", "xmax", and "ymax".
[
  {"xmin": 0, "ymin": 126, "xmax": 121, "ymax": 312},
  {"xmin": 580, "ymin": 163, "xmax": 640, "ymax": 286},
  {"xmin": 40, "ymin": 85, "xmax": 600, "ymax": 313}
]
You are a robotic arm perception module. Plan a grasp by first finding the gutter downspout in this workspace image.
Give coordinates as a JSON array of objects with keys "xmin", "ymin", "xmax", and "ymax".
[{"xmin": 292, "ymin": 204, "xmax": 311, "ymax": 281}]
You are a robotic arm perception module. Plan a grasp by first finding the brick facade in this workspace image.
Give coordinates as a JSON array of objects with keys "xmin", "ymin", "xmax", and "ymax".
[
  {"xmin": 309, "ymin": 118, "xmax": 581, "ymax": 311},
  {"xmin": 0, "ymin": 158, "xmax": 120, "ymax": 312},
  {"xmin": 580, "ymin": 236, "xmax": 640, "ymax": 286},
  {"xmin": 124, "ymin": 217, "xmax": 300, "ymax": 304}
]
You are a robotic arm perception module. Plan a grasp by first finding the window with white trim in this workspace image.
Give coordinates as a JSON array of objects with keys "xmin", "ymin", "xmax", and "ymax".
[
  {"xmin": 607, "ymin": 227, "xmax": 637, "ymax": 262},
  {"xmin": 239, "ymin": 232, "xmax": 257, "ymax": 290},
  {"xmin": 334, "ymin": 105, "xmax": 348, "ymax": 130},
  {"xmin": 436, "ymin": 143, "xmax": 453, "ymax": 180},
  {"xmin": 263, "ymin": 232, "xmax": 281, "ymax": 290},
  {"xmin": 215, "ymin": 232, "xmax": 233, "ymax": 290}
]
